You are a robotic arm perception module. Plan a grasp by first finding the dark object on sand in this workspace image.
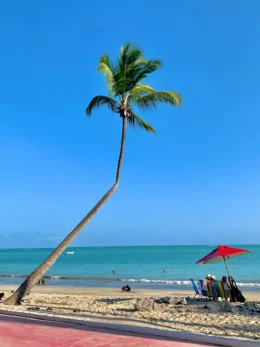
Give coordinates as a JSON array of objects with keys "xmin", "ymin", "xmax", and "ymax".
[
  {"xmin": 122, "ymin": 285, "xmax": 131, "ymax": 292},
  {"xmin": 37, "ymin": 278, "xmax": 46, "ymax": 285},
  {"xmin": 0, "ymin": 293, "xmax": 5, "ymax": 300},
  {"xmin": 229, "ymin": 276, "xmax": 245, "ymax": 303}
]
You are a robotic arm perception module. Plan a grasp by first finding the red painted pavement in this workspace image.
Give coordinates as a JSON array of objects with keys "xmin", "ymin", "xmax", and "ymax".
[{"xmin": 0, "ymin": 315, "xmax": 218, "ymax": 347}]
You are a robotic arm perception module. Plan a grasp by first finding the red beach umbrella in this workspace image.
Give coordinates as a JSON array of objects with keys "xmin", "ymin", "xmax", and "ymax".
[{"xmin": 196, "ymin": 244, "xmax": 250, "ymax": 276}]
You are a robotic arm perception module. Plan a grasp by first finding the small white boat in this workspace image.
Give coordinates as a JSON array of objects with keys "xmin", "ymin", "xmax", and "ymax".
[{"xmin": 66, "ymin": 251, "xmax": 75, "ymax": 255}]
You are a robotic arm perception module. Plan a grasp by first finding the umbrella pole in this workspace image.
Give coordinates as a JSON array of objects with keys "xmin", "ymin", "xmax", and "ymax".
[
  {"xmin": 223, "ymin": 256, "xmax": 231, "ymax": 277},
  {"xmin": 223, "ymin": 256, "xmax": 236, "ymax": 302}
]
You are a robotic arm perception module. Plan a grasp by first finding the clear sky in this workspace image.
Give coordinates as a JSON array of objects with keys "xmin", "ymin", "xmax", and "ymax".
[{"xmin": 0, "ymin": 0, "xmax": 259, "ymax": 248}]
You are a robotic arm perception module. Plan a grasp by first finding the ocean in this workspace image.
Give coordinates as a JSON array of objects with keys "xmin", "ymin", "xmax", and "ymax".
[{"xmin": 0, "ymin": 245, "xmax": 259, "ymax": 291}]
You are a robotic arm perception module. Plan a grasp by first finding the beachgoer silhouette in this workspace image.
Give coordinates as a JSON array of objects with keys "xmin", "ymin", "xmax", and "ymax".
[
  {"xmin": 37, "ymin": 278, "xmax": 46, "ymax": 285},
  {"xmin": 122, "ymin": 285, "xmax": 131, "ymax": 292},
  {"xmin": 222, "ymin": 276, "xmax": 231, "ymax": 301}
]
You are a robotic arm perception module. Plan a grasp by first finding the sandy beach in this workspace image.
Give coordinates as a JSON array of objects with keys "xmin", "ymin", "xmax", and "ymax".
[{"xmin": 1, "ymin": 285, "xmax": 260, "ymax": 340}]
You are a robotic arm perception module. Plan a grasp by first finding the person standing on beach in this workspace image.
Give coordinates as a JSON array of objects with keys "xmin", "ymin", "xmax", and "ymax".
[
  {"xmin": 210, "ymin": 275, "xmax": 217, "ymax": 300},
  {"xmin": 222, "ymin": 276, "xmax": 231, "ymax": 301}
]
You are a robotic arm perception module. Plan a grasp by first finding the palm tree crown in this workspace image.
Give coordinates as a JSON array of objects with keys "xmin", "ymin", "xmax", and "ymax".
[{"xmin": 86, "ymin": 44, "xmax": 182, "ymax": 133}]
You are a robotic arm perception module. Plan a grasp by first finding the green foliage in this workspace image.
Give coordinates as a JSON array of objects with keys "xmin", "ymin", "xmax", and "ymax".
[
  {"xmin": 86, "ymin": 43, "xmax": 181, "ymax": 133},
  {"xmin": 97, "ymin": 55, "xmax": 119, "ymax": 97},
  {"xmin": 128, "ymin": 84, "xmax": 155, "ymax": 99},
  {"xmin": 86, "ymin": 96, "xmax": 118, "ymax": 116},
  {"xmin": 133, "ymin": 91, "xmax": 182, "ymax": 111},
  {"xmin": 127, "ymin": 112, "xmax": 156, "ymax": 133}
]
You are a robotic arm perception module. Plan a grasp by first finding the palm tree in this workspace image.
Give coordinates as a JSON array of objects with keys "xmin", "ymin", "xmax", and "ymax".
[{"xmin": 5, "ymin": 44, "xmax": 181, "ymax": 305}]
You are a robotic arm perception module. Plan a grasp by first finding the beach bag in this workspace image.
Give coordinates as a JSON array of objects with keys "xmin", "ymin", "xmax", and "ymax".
[
  {"xmin": 229, "ymin": 276, "xmax": 245, "ymax": 303},
  {"xmin": 236, "ymin": 289, "xmax": 245, "ymax": 303}
]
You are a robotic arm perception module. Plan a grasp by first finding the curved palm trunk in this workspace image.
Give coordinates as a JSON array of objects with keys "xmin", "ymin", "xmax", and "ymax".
[{"xmin": 5, "ymin": 117, "xmax": 127, "ymax": 305}]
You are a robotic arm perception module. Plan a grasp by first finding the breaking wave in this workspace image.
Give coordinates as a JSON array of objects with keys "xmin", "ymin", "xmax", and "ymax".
[{"xmin": 1, "ymin": 274, "xmax": 260, "ymax": 287}]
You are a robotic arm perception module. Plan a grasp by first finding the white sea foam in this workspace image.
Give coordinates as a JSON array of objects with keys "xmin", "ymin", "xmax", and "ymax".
[
  {"xmin": 120, "ymin": 279, "xmax": 191, "ymax": 285},
  {"xmin": 120, "ymin": 278, "xmax": 260, "ymax": 287},
  {"xmin": 1, "ymin": 274, "xmax": 260, "ymax": 288},
  {"xmin": 237, "ymin": 282, "xmax": 260, "ymax": 287}
]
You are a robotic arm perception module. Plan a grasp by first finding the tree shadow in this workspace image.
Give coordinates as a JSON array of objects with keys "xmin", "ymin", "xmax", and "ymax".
[
  {"xmin": 97, "ymin": 298, "xmax": 133, "ymax": 303},
  {"xmin": 12, "ymin": 306, "xmax": 177, "ymax": 331},
  {"xmin": 153, "ymin": 316, "xmax": 259, "ymax": 337},
  {"xmin": 114, "ymin": 308, "xmax": 135, "ymax": 313}
]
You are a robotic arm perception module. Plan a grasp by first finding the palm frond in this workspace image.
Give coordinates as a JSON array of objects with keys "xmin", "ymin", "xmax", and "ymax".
[
  {"xmin": 122, "ymin": 60, "xmax": 162, "ymax": 92},
  {"xmin": 97, "ymin": 54, "xmax": 120, "ymax": 97},
  {"xmin": 118, "ymin": 44, "xmax": 145, "ymax": 95},
  {"xmin": 132, "ymin": 58, "xmax": 148, "ymax": 67},
  {"xmin": 97, "ymin": 55, "xmax": 114, "ymax": 84},
  {"xmin": 86, "ymin": 96, "xmax": 118, "ymax": 116},
  {"xmin": 128, "ymin": 84, "xmax": 155, "ymax": 99},
  {"xmin": 104, "ymin": 45, "xmax": 161, "ymax": 96},
  {"xmin": 120, "ymin": 44, "xmax": 131, "ymax": 63},
  {"xmin": 119, "ymin": 44, "xmax": 144, "ymax": 67},
  {"xmin": 141, "ymin": 59, "xmax": 162, "ymax": 73},
  {"xmin": 125, "ymin": 49, "xmax": 143, "ymax": 66},
  {"xmin": 133, "ymin": 59, "xmax": 162, "ymax": 84},
  {"xmin": 133, "ymin": 91, "xmax": 182, "ymax": 111},
  {"xmin": 127, "ymin": 112, "xmax": 156, "ymax": 133}
]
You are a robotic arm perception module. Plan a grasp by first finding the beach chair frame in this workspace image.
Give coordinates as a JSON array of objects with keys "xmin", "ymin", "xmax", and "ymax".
[
  {"xmin": 198, "ymin": 280, "xmax": 211, "ymax": 299},
  {"xmin": 190, "ymin": 279, "xmax": 202, "ymax": 298},
  {"xmin": 190, "ymin": 279, "xmax": 210, "ymax": 299}
]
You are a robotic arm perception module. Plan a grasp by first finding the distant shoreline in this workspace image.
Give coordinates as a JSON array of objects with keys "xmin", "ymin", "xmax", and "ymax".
[
  {"xmin": 1, "ymin": 284, "xmax": 260, "ymax": 301},
  {"xmin": 0, "ymin": 243, "xmax": 259, "ymax": 250},
  {"xmin": 0, "ymin": 284, "xmax": 259, "ymax": 299},
  {"xmin": 1, "ymin": 279, "xmax": 260, "ymax": 292}
]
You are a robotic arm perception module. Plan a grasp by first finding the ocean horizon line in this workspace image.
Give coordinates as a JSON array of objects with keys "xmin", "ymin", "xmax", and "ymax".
[{"xmin": 0, "ymin": 243, "xmax": 258, "ymax": 250}]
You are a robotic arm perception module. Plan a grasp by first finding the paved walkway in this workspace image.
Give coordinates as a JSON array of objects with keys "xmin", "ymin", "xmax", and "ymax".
[{"xmin": 0, "ymin": 314, "xmax": 218, "ymax": 347}]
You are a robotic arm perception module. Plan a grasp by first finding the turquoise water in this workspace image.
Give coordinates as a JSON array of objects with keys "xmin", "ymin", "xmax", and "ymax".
[{"xmin": 0, "ymin": 245, "xmax": 259, "ymax": 291}]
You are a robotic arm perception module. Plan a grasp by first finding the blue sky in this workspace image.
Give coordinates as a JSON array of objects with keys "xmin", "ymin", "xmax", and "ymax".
[{"xmin": 0, "ymin": 0, "xmax": 259, "ymax": 248}]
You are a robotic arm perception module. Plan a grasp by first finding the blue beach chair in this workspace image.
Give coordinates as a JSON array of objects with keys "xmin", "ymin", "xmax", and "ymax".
[{"xmin": 190, "ymin": 279, "xmax": 202, "ymax": 298}]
